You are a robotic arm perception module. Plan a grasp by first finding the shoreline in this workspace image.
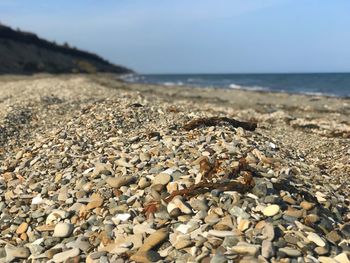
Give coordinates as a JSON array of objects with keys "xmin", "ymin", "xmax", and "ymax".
[{"xmin": 119, "ymin": 72, "xmax": 350, "ymax": 99}]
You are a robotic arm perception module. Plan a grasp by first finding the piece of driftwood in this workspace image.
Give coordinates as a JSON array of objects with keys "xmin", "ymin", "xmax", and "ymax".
[{"xmin": 183, "ymin": 117, "xmax": 257, "ymax": 131}]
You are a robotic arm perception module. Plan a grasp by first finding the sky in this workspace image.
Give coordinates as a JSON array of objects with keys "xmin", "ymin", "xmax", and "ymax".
[{"xmin": 1, "ymin": 0, "xmax": 350, "ymax": 74}]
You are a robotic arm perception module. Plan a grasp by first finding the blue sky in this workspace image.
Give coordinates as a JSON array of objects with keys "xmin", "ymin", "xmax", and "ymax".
[{"xmin": 1, "ymin": 0, "xmax": 350, "ymax": 73}]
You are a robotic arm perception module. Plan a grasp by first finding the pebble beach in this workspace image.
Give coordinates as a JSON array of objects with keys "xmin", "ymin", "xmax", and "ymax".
[{"xmin": 0, "ymin": 74, "xmax": 349, "ymax": 263}]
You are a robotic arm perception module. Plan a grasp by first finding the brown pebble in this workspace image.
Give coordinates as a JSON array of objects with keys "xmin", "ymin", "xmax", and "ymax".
[
  {"xmin": 283, "ymin": 195, "xmax": 296, "ymax": 205},
  {"xmin": 300, "ymin": 201, "xmax": 314, "ymax": 211},
  {"xmin": 284, "ymin": 207, "xmax": 304, "ymax": 218},
  {"xmin": 20, "ymin": 233, "xmax": 28, "ymax": 241},
  {"xmin": 305, "ymin": 214, "xmax": 320, "ymax": 225},
  {"xmin": 16, "ymin": 222, "xmax": 28, "ymax": 234}
]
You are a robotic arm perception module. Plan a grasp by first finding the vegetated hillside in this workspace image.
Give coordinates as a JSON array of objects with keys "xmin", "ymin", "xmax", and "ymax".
[{"xmin": 0, "ymin": 24, "xmax": 132, "ymax": 74}]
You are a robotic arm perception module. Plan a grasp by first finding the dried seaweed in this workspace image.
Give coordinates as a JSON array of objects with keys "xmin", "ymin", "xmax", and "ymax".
[
  {"xmin": 200, "ymin": 157, "xmax": 221, "ymax": 180},
  {"xmin": 143, "ymin": 201, "xmax": 161, "ymax": 219},
  {"xmin": 164, "ymin": 159, "xmax": 255, "ymax": 203},
  {"xmin": 183, "ymin": 117, "xmax": 257, "ymax": 131}
]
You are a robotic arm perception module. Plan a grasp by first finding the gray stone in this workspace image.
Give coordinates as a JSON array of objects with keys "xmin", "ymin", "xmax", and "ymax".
[
  {"xmin": 52, "ymin": 248, "xmax": 80, "ymax": 263},
  {"xmin": 5, "ymin": 244, "xmax": 30, "ymax": 259},
  {"xmin": 210, "ymin": 253, "xmax": 227, "ymax": 263},
  {"xmin": 278, "ymin": 247, "xmax": 301, "ymax": 257},
  {"xmin": 222, "ymin": 236, "xmax": 239, "ymax": 248},
  {"xmin": 261, "ymin": 240, "xmax": 274, "ymax": 258}
]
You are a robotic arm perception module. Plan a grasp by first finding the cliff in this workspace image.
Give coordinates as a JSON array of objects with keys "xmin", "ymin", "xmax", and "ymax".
[{"xmin": 0, "ymin": 24, "xmax": 132, "ymax": 74}]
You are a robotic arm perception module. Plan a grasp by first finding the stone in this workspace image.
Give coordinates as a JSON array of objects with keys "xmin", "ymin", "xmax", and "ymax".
[
  {"xmin": 300, "ymin": 200, "xmax": 314, "ymax": 210},
  {"xmin": 315, "ymin": 246, "xmax": 329, "ymax": 255},
  {"xmin": 261, "ymin": 240, "xmax": 274, "ymax": 258},
  {"xmin": 208, "ymin": 230, "xmax": 235, "ymax": 238},
  {"xmin": 318, "ymin": 257, "xmax": 338, "ymax": 263},
  {"xmin": 46, "ymin": 248, "xmax": 63, "ymax": 259},
  {"xmin": 278, "ymin": 247, "xmax": 301, "ymax": 257},
  {"xmin": 210, "ymin": 253, "xmax": 227, "ymax": 263},
  {"xmin": 53, "ymin": 222, "xmax": 74, "ymax": 238},
  {"xmin": 130, "ymin": 250, "xmax": 161, "ymax": 262},
  {"xmin": 307, "ymin": 232, "xmax": 326, "ymax": 247},
  {"xmin": 262, "ymin": 205, "xmax": 280, "ymax": 217},
  {"xmin": 230, "ymin": 243, "xmax": 258, "ymax": 256},
  {"xmin": 340, "ymin": 223, "xmax": 350, "ymax": 238},
  {"xmin": 315, "ymin": 192, "xmax": 327, "ymax": 202},
  {"xmin": 222, "ymin": 236, "xmax": 239, "ymax": 247},
  {"xmin": 140, "ymin": 152, "xmax": 151, "ymax": 162},
  {"xmin": 284, "ymin": 207, "xmax": 303, "ymax": 218},
  {"xmin": 52, "ymin": 248, "xmax": 80, "ymax": 263},
  {"xmin": 36, "ymin": 224, "xmax": 56, "ymax": 232},
  {"xmin": 229, "ymin": 206, "xmax": 250, "ymax": 219},
  {"xmin": 190, "ymin": 199, "xmax": 209, "ymax": 211},
  {"xmin": 174, "ymin": 239, "xmax": 194, "ymax": 250},
  {"xmin": 305, "ymin": 214, "xmax": 320, "ymax": 226},
  {"xmin": 138, "ymin": 177, "xmax": 150, "ymax": 189},
  {"xmin": 262, "ymin": 222, "xmax": 275, "ymax": 241},
  {"xmin": 172, "ymin": 197, "xmax": 192, "ymax": 214},
  {"xmin": 153, "ymin": 173, "xmax": 171, "ymax": 185},
  {"xmin": 252, "ymin": 181, "xmax": 268, "ymax": 198},
  {"xmin": 32, "ymin": 195, "xmax": 44, "ymax": 205},
  {"xmin": 5, "ymin": 244, "xmax": 30, "ymax": 260},
  {"xmin": 138, "ymin": 228, "xmax": 168, "ymax": 252},
  {"xmin": 115, "ymin": 213, "xmax": 131, "ymax": 222},
  {"xmin": 92, "ymin": 162, "xmax": 113, "ymax": 177},
  {"xmin": 282, "ymin": 195, "xmax": 296, "ymax": 205},
  {"xmin": 106, "ymin": 175, "xmax": 134, "ymax": 188},
  {"xmin": 326, "ymin": 230, "xmax": 341, "ymax": 244},
  {"xmin": 86, "ymin": 193, "xmax": 103, "ymax": 210},
  {"xmin": 46, "ymin": 210, "xmax": 69, "ymax": 225},
  {"xmin": 237, "ymin": 219, "xmax": 250, "ymax": 232},
  {"xmin": 86, "ymin": 251, "xmax": 107, "ymax": 263},
  {"xmin": 334, "ymin": 253, "xmax": 350, "ymax": 263},
  {"xmin": 176, "ymin": 224, "xmax": 192, "ymax": 234},
  {"xmin": 16, "ymin": 222, "xmax": 28, "ymax": 234}
]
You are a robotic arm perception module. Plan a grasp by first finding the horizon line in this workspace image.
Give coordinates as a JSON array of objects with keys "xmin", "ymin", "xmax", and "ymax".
[{"xmin": 138, "ymin": 71, "xmax": 350, "ymax": 75}]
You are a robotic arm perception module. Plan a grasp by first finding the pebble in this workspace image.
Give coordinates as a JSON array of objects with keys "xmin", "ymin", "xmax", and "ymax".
[
  {"xmin": 46, "ymin": 210, "xmax": 69, "ymax": 224},
  {"xmin": 4, "ymin": 244, "xmax": 30, "ymax": 259},
  {"xmin": 334, "ymin": 253, "xmax": 350, "ymax": 263},
  {"xmin": 137, "ymin": 228, "xmax": 168, "ymax": 252},
  {"xmin": 208, "ymin": 230, "xmax": 235, "ymax": 237},
  {"xmin": 106, "ymin": 175, "xmax": 134, "ymax": 188},
  {"xmin": 130, "ymin": 250, "xmax": 162, "ymax": 262},
  {"xmin": 210, "ymin": 253, "xmax": 227, "ymax": 263},
  {"xmin": 53, "ymin": 223, "xmax": 74, "ymax": 238},
  {"xmin": 278, "ymin": 247, "xmax": 301, "ymax": 257},
  {"xmin": 16, "ymin": 222, "xmax": 28, "ymax": 234},
  {"xmin": 230, "ymin": 243, "xmax": 258, "ymax": 256},
  {"xmin": 172, "ymin": 197, "xmax": 192, "ymax": 214},
  {"xmin": 307, "ymin": 232, "xmax": 326, "ymax": 247},
  {"xmin": 153, "ymin": 173, "xmax": 171, "ymax": 185},
  {"xmin": 300, "ymin": 200, "xmax": 314, "ymax": 210},
  {"xmin": 261, "ymin": 240, "xmax": 274, "ymax": 258},
  {"xmin": 262, "ymin": 205, "xmax": 280, "ymax": 217},
  {"xmin": 52, "ymin": 248, "xmax": 80, "ymax": 263}
]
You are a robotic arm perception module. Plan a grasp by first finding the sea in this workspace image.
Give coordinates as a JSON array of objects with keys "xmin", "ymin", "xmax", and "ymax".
[{"xmin": 121, "ymin": 73, "xmax": 350, "ymax": 98}]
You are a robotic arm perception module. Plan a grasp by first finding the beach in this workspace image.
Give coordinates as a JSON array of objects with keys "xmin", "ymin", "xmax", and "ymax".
[{"xmin": 0, "ymin": 74, "xmax": 349, "ymax": 262}]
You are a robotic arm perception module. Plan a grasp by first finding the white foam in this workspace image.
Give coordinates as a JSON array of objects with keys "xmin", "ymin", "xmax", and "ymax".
[{"xmin": 229, "ymin": 83, "xmax": 267, "ymax": 91}]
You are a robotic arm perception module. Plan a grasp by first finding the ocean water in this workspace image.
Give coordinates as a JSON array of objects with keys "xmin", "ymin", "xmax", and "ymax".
[{"xmin": 122, "ymin": 73, "xmax": 350, "ymax": 98}]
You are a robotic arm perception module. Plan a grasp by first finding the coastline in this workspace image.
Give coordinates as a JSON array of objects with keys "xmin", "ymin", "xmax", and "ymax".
[{"xmin": 0, "ymin": 74, "xmax": 349, "ymax": 262}]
